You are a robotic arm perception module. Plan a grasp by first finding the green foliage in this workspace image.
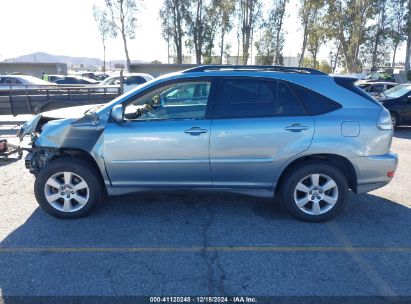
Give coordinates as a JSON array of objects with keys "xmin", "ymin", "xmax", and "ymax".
[
  {"xmin": 298, "ymin": 0, "xmax": 325, "ymax": 66},
  {"xmin": 325, "ymin": 0, "xmax": 375, "ymax": 73},
  {"xmin": 160, "ymin": 0, "xmax": 189, "ymax": 64},
  {"xmin": 318, "ymin": 60, "xmax": 333, "ymax": 73},
  {"xmin": 302, "ymin": 57, "xmax": 332, "ymax": 73},
  {"xmin": 154, "ymin": 0, "xmax": 410, "ymax": 69},
  {"xmin": 105, "ymin": 0, "xmax": 140, "ymax": 39},
  {"xmin": 239, "ymin": 0, "xmax": 263, "ymax": 64},
  {"xmin": 104, "ymin": 0, "xmax": 143, "ymax": 71},
  {"xmin": 203, "ymin": 0, "xmax": 236, "ymax": 63},
  {"xmin": 255, "ymin": 0, "xmax": 288, "ymax": 65}
]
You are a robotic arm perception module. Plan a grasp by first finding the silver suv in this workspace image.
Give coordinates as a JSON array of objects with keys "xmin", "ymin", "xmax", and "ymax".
[{"xmin": 19, "ymin": 65, "xmax": 398, "ymax": 221}]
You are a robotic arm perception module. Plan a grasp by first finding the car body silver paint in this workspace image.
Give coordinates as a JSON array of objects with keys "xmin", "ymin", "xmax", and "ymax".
[
  {"xmin": 23, "ymin": 70, "xmax": 398, "ymax": 197},
  {"xmin": 103, "ymin": 119, "xmax": 212, "ymax": 187},
  {"xmin": 341, "ymin": 121, "xmax": 360, "ymax": 137}
]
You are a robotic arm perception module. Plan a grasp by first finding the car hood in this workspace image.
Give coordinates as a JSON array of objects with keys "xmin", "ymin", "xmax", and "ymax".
[
  {"xmin": 17, "ymin": 104, "xmax": 102, "ymax": 140},
  {"xmin": 41, "ymin": 104, "xmax": 103, "ymax": 119}
]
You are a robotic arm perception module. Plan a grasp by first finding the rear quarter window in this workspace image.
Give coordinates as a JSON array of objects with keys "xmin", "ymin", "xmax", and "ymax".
[{"xmin": 290, "ymin": 84, "xmax": 342, "ymax": 115}]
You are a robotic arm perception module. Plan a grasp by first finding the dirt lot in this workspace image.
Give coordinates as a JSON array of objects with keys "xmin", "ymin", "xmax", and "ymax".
[{"xmin": 0, "ymin": 128, "xmax": 410, "ymax": 301}]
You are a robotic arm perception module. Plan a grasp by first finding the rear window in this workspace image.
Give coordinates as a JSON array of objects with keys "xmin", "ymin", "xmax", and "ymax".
[{"xmin": 291, "ymin": 84, "xmax": 342, "ymax": 115}]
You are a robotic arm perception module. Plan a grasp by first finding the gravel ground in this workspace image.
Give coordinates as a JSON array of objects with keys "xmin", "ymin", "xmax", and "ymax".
[{"xmin": 0, "ymin": 127, "xmax": 410, "ymax": 301}]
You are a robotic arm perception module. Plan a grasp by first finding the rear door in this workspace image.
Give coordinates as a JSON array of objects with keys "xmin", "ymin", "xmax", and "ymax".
[{"xmin": 210, "ymin": 77, "xmax": 314, "ymax": 189}]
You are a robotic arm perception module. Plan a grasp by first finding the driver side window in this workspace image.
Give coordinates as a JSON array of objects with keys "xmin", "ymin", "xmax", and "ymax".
[{"xmin": 124, "ymin": 80, "xmax": 211, "ymax": 121}]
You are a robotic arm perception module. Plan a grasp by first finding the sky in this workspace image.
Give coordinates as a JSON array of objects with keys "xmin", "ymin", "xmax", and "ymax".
[{"xmin": 0, "ymin": 0, "xmax": 406, "ymax": 64}]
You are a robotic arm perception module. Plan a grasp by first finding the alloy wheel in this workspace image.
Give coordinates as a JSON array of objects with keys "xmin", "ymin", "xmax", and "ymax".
[
  {"xmin": 44, "ymin": 171, "xmax": 90, "ymax": 212},
  {"xmin": 391, "ymin": 115, "xmax": 397, "ymax": 127},
  {"xmin": 293, "ymin": 173, "xmax": 339, "ymax": 215}
]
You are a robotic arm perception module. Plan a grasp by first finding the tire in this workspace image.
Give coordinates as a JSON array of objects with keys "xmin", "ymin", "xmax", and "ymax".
[
  {"xmin": 390, "ymin": 112, "xmax": 399, "ymax": 128},
  {"xmin": 281, "ymin": 161, "xmax": 348, "ymax": 222},
  {"xmin": 34, "ymin": 157, "xmax": 104, "ymax": 218}
]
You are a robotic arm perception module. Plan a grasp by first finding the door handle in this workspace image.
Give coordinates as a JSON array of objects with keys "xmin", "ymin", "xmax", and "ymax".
[
  {"xmin": 285, "ymin": 124, "xmax": 309, "ymax": 132},
  {"xmin": 184, "ymin": 127, "xmax": 208, "ymax": 135}
]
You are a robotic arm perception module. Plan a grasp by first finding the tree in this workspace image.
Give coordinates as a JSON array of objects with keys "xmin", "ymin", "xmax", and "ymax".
[
  {"xmin": 390, "ymin": 0, "xmax": 407, "ymax": 67},
  {"xmin": 370, "ymin": 0, "xmax": 391, "ymax": 69},
  {"xmin": 318, "ymin": 59, "xmax": 333, "ymax": 73},
  {"xmin": 298, "ymin": 0, "xmax": 324, "ymax": 67},
  {"xmin": 185, "ymin": 0, "xmax": 208, "ymax": 64},
  {"xmin": 105, "ymin": 0, "xmax": 142, "ymax": 72},
  {"xmin": 218, "ymin": 0, "xmax": 236, "ymax": 64},
  {"xmin": 325, "ymin": 0, "xmax": 375, "ymax": 73},
  {"xmin": 202, "ymin": 0, "xmax": 236, "ymax": 64},
  {"xmin": 306, "ymin": 6, "xmax": 326, "ymax": 69},
  {"xmin": 255, "ymin": 0, "xmax": 288, "ymax": 65},
  {"xmin": 160, "ymin": 0, "xmax": 188, "ymax": 64},
  {"xmin": 272, "ymin": 0, "xmax": 288, "ymax": 64},
  {"xmin": 255, "ymin": 29, "xmax": 276, "ymax": 64},
  {"xmin": 93, "ymin": 5, "xmax": 114, "ymax": 72},
  {"xmin": 239, "ymin": 0, "xmax": 262, "ymax": 64}
]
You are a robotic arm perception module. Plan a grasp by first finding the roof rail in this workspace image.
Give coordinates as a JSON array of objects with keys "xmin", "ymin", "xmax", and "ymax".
[{"xmin": 182, "ymin": 65, "xmax": 327, "ymax": 75}]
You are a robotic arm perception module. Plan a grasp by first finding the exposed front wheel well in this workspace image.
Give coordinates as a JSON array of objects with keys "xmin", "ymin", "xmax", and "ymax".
[
  {"xmin": 58, "ymin": 148, "xmax": 107, "ymax": 194},
  {"xmin": 276, "ymin": 154, "xmax": 357, "ymax": 195}
]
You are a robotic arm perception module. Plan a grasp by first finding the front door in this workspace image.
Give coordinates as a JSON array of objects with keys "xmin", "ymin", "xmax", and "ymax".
[
  {"xmin": 402, "ymin": 95, "xmax": 411, "ymax": 123},
  {"xmin": 103, "ymin": 79, "xmax": 213, "ymax": 187}
]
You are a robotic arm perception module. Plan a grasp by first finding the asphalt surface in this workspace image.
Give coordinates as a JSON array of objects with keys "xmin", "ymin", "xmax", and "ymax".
[{"xmin": 0, "ymin": 127, "xmax": 410, "ymax": 301}]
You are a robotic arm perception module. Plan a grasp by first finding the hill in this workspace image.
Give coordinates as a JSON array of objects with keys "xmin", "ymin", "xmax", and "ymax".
[{"xmin": 4, "ymin": 52, "xmax": 143, "ymax": 68}]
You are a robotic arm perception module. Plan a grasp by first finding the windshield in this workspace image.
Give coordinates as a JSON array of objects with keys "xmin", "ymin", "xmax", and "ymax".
[
  {"xmin": 95, "ymin": 77, "xmax": 158, "ymax": 114},
  {"xmin": 384, "ymin": 84, "xmax": 411, "ymax": 98},
  {"xmin": 100, "ymin": 77, "xmax": 116, "ymax": 85}
]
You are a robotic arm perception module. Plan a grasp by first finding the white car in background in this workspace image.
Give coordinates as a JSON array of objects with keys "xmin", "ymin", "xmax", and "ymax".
[
  {"xmin": 357, "ymin": 81, "xmax": 398, "ymax": 100},
  {"xmin": 99, "ymin": 73, "xmax": 154, "ymax": 93},
  {"xmin": 0, "ymin": 75, "xmax": 56, "ymax": 91}
]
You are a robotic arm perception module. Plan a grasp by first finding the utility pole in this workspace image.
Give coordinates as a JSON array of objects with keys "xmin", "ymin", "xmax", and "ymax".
[{"xmin": 405, "ymin": 0, "xmax": 411, "ymax": 76}]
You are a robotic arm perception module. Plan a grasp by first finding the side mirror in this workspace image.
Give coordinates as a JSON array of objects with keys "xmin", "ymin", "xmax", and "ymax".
[{"xmin": 111, "ymin": 104, "xmax": 124, "ymax": 123}]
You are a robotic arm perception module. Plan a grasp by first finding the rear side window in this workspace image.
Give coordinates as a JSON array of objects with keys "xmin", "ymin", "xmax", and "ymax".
[
  {"xmin": 291, "ymin": 84, "xmax": 342, "ymax": 115},
  {"xmin": 215, "ymin": 78, "xmax": 306, "ymax": 118}
]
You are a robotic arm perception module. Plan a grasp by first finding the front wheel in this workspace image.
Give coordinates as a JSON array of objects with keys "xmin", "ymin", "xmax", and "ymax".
[
  {"xmin": 34, "ymin": 157, "xmax": 103, "ymax": 218},
  {"xmin": 281, "ymin": 161, "xmax": 348, "ymax": 222}
]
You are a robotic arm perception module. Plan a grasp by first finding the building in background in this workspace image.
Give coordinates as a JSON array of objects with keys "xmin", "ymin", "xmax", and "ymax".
[
  {"xmin": 171, "ymin": 56, "xmax": 194, "ymax": 64},
  {"xmin": 283, "ymin": 56, "xmax": 298, "ymax": 67},
  {"xmin": 0, "ymin": 62, "xmax": 67, "ymax": 77}
]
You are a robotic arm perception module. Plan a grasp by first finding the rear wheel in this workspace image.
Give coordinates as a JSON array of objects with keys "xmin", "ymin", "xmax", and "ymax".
[
  {"xmin": 281, "ymin": 161, "xmax": 348, "ymax": 222},
  {"xmin": 34, "ymin": 157, "xmax": 103, "ymax": 218}
]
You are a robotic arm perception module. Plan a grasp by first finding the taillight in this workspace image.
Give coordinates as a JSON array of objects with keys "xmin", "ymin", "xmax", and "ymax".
[{"xmin": 377, "ymin": 108, "xmax": 393, "ymax": 130}]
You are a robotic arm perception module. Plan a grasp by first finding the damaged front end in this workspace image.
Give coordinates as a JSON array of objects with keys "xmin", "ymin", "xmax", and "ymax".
[{"xmin": 18, "ymin": 105, "xmax": 109, "ymax": 175}]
